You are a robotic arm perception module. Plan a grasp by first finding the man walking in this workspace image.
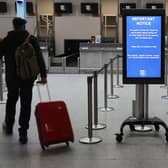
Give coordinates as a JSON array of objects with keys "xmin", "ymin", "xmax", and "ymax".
[{"xmin": 0, "ymin": 17, "xmax": 47, "ymax": 144}]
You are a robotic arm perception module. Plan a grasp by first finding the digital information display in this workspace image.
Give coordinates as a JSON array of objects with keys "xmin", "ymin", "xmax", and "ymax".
[
  {"xmin": 16, "ymin": 0, "xmax": 26, "ymax": 19},
  {"xmin": 123, "ymin": 9, "xmax": 165, "ymax": 84}
]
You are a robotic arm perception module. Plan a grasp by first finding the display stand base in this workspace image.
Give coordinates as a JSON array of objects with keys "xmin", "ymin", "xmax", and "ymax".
[
  {"xmin": 134, "ymin": 125, "xmax": 152, "ymax": 132},
  {"xmin": 115, "ymin": 116, "xmax": 168, "ymax": 143}
]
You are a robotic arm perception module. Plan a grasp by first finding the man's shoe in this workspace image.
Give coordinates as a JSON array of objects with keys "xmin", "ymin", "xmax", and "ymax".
[
  {"xmin": 19, "ymin": 128, "xmax": 28, "ymax": 144},
  {"xmin": 2, "ymin": 122, "xmax": 13, "ymax": 135},
  {"xmin": 19, "ymin": 135, "xmax": 28, "ymax": 144}
]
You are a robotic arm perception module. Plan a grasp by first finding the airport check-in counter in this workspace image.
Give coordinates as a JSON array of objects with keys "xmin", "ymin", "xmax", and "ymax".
[
  {"xmin": 79, "ymin": 43, "xmax": 123, "ymax": 72},
  {"xmin": 80, "ymin": 43, "xmax": 168, "ymax": 73}
]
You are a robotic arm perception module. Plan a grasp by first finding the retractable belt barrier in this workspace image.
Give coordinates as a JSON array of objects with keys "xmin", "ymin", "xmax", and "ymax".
[
  {"xmin": 79, "ymin": 76, "xmax": 103, "ymax": 144},
  {"xmin": 79, "ymin": 55, "xmax": 124, "ymax": 144}
]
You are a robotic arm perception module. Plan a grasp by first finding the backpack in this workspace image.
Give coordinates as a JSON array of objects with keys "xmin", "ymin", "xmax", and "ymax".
[{"xmin": 15, "ymin": 34, "xmax": 40, "ymax": 80}]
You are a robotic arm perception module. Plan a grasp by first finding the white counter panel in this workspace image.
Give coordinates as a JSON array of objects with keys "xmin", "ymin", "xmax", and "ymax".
[{"xmin": 80, "ymin": 45, "xmax": 122, "ymax": 72}]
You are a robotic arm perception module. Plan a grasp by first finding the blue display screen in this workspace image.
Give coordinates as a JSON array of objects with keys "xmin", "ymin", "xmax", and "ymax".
[
  {"xmin": 16, "ymin": 0, "xmax": 26, "ymax": 19},
  {"xmin": 126, "ymin": 16, "xmax": 161, "ymax": 78}
]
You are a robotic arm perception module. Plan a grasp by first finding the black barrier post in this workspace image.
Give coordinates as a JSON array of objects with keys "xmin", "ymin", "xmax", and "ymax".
[
  {"xmin": 79, "ymin": 76, "xmax": 102, "ymax": 144},
  {"xmin": 88, "ymin": 76, "xmax": 92, "ymax": 139},
  {"xmin": 161, "ymin": 53, "xmax": 168, "ymax": 99},
  {"xmin": 161, "ymin": 51, "xmax": 168, "ymax": 88},
  {"xmin": 99, "ymin": 64, "xmax": 114, "ymax": 112},
  {"xmin": 114, "ymin": 55, "xmax": 123, "ymax": 88},
  {"xmin": 0, "ymin": 59, "xmax": 6, "ymax": 104},
  {"xmin": 92, "ymin": 71, "xmax": 106, "ymax": 130},
  {"xmin": 108, "ymin": 58, "xmax": 119, "ymax": 99}
]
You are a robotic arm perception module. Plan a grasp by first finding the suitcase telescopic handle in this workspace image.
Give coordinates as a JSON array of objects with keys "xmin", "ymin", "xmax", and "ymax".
[{"xmin": 36, "ymin": 82, "xmax": 51, "ymax": 102}]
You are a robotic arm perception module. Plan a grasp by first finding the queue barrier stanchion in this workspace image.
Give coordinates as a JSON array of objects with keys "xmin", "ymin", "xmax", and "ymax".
[
  {"xmin": 114, "ymin": 55, "xmax": 123, "ymax": 88},
  {"xmin": 0, "ymin": 59, "xmax": 6, "ymax": 104},
  {"xmin": 161, "ymin": 51, "xmax": 168, "ymax": 88},
  {"xmin": 108, "ymin": 58, "xmax": 119, "ymax": 99},
  {"xmin": 62, "ymin": 56, "xmax": 66, "ymax": 73},
  {"xmin": 77, "ymin": 57, "xmax": 80, "ymax": 73},
  {"xmin": 161, "ymin": 52, "xmax": 168, "ymax": 99},
  {"xmin": 0, "ymin": 60, "xmax": 3, "ymax": 101},
  {"xmin": 86, "ymin": 71, "xmax": 106, "ymax": 130},
  {"xmin": 79, "ymin": 76, "xmax": 102, "ymax": 144},
  {"xmin": 99, "ymin": 64, "xmax": 114, "ymax": 112}
]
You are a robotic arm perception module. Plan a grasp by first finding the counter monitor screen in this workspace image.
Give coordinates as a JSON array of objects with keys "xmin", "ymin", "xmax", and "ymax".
[
  {"xmin": 54, "ymin": 3, "xmax": 72, "ymax": 14},
  {"xmin": 120, "ymin": 3, "xmax": 136, "ymax": 15},
  {"xmin": 0, "ymin": 2, "xmax": 7, "ymax": 13},
  {"xmin": 146, "ymin": 3, "xmax": 164, "ymax": 9},
  {"xmin": 26, "ymin": 2, "xmax": 33, "ymax": 14},
  {"xmin": 122, "ymin": 9, "xmax": 165, "ymax": 84},
  {"xmin": 81, "ymin": 3, "xmax": 98, "ymax": 14}
]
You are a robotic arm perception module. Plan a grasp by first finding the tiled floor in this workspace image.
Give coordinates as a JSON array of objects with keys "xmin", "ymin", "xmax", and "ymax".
[{"xmin": 0, "ymin": 74, "xmax": 168, "ymax": 168}]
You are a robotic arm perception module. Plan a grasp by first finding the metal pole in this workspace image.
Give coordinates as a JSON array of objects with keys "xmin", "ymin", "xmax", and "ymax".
[
  {"xmin": 0, "ymin": 59, "xmax": 6, "ymax": 104},
  {"xmin": 77, "ymin": 57, "xmax": 80, "ymax": 73},
  {"xmin": 94, "ymin": 71, "xmax": 98, "ymax": 126},
  {"xmin": 36, "ymin": 82, "xmax": 51, "ymax": 102},
  {"xmin": 79, "ymin": 76, "xmax": 102, "ymax": 144},
  {"xmin": 134, "ymin": 84, "xmax": 152, "ymax": 132},
  {"xmin": 92, "ymin": 71, "xmax": 106, "ymax": 130},
  {"xmin": 104, "ymin": 64, "xmax": 108, "ymax": 109},
  {"xmin": 108, "ymin": 58, "xmax": 119, "ymax": 99},
  {"xmin": 144, "ymin": 84, "xmax": 149, "ymax": 120},
  {"xmin": 114, "ymin": 56, "xmax": 123, "ymax": 88},
  {"xmin": 116, "ymin": 57, "xmax": 120, "ymax": 86},
  {"xmin": 135, "ymin": 84, "xmax": 144, "ymax": 120},
  {"xmin": 132, "ymin": 100, "xmax": 136, "ymax": 118},
  {"xmin": 0, "ymin": 59, "xmax": 3, "ymax": 101},
  {"xmin": 161, "ymin": 52, "xmax": 168, "ymax": 99},
  {"xmin": 62, "ymin": 57, "xmax": 66, "ymax": 72},
  {"xmin": 161, "ymin": 50, "xmax": 168, "ymax": 88},
  {"xmin": 100, "ymin": 64, "xmax": 114, "ymax": 112},
  {"xmin": 165, "ymin": 52, "xmax": 168, "ymax": 86},
  {"xmin": 88, "ymin": 77, "xmax": 93, "ymax": 139}
]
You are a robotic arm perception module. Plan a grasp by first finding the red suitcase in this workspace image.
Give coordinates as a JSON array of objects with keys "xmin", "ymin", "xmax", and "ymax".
[{"xmin": 35, "ymin": 84, "xmax": 74, "ymax": 150}]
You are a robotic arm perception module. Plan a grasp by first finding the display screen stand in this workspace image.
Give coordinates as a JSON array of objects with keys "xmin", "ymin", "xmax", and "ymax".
[{"xmin": 115, "ymin": 9, "xmax": 168, "ymax": 143}]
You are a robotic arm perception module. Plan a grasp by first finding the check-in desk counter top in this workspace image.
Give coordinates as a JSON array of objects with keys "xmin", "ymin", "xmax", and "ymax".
[{"xmin": 80, "ymin": 43, "xmax": 122, "ymax": 72}]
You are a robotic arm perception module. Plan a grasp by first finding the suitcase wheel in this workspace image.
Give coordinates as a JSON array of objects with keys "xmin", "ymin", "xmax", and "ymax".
[
  {"xmin": 66, "ymin": 141, "xmax": 69, "ymax": 146},
  {"xmin": 41, "ymin": 144, "xmax": 48, "ymax": 150},
  {"xmin": 41, "ymin": 145, "xmax": 45, "ymax": 150}
]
